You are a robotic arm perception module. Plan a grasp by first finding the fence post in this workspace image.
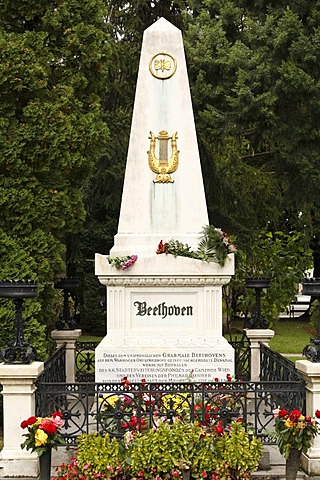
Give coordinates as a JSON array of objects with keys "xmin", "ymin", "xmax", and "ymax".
[
  {"xmin": 245, "ymin": 329, "xmax": 275, "ymax": 381},
  {"xmin": 51, "ymin": 329, "xmax": 82, "ymax": 383},
  {"xmin": 0, "ymin": 362, "xmax": 44, "ymax": 478},
  {"xmin": 295, "ymin": 360, "xmax": 320, "ymax": 475}
]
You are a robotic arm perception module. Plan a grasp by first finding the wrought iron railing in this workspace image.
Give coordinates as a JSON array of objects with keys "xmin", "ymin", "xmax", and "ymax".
[
  {"xmin": 260, "ymin": 343, "xmax": 304, "ymax": 382},
  {"xmin": 35, "ymin": 344, "xmax": 66, "ymax": 415},
  {"xmin": 35, "ymin": 379, "xmax": 305, "ymax": 446},
  {"xmin": 229, "ymin": 334, "xmax": 250, "ymax": 380},
  {"xmin": 75, "ymin": 341, "xmax": 99, "ymax": 382},
  {"xmin": 260, "ymin": 343, "xmax": 305, "ymax": 413},
  {"xmin": 38, "ymin": 344, "xmax": 66, "ymax": 383}
]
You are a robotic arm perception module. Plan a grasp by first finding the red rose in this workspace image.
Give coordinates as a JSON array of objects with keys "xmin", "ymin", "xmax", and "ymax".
[
  {"xmin": 305, "ymin": 416, "xmax": 312, "ymax": 423},
  {"xmin": 129, "ymin": 416, "xmax": 138, "ymax": 428},
  {"xmin": 289, "ymin": 410, "xmax": 301, "ymax": 422},
  {"xmin": 121, "ymin": 376, "xmax": 130, "ymax": 388},
  {"xmin": 315, "ymin": 410, "xmax": 320, "ymax": 419},
  {"xmin": 39, "ymin": 419, "xmax": 57, "ymax": 434},
  {"xmin": 52, "ymin": 411, "xmax": 62, "ymax": 419},
  {"xmin": 278, "ymin": 409, "xmax": 288, "ymax": 418},
  {"xmin": 20, "ymin": 416, "xmax": 37, "ymax": 429}
]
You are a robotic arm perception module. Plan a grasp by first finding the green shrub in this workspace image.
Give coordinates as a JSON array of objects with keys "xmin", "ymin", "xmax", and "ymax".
[{"xmin": 55, "ymin": 420, "xmax": 263, "ymax": 480}]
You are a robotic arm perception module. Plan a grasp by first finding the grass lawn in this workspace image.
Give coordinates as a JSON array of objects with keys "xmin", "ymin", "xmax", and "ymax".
[
  {"xmin": 79, "ymin": 334, "xmax": 103, "ymax": 342},
  {"xmin": 226, "ymin": 317, "xmax": 313, "ymax": 356},
  {"xmin": 269, "ymin": 319, "xmax": 312, "ymax": 354}
]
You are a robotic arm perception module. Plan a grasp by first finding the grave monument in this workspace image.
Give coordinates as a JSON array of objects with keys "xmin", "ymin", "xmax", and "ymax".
[{"xmin": 95, "ymin": 17, "xmax": 235, "ymax": 383}]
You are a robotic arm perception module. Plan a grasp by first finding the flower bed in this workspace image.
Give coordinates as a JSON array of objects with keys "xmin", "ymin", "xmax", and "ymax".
[
  {"xmin": 55, "ymin": 419, "xmax": 262, "ymax": 480},
  {"xmin": 54, "ymin": 376, "xmax": 261, "ymax": 479}
]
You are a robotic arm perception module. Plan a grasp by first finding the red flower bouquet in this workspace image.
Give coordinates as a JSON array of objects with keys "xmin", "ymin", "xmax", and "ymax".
[
  {"xmin": 20, "ymin": 412, "xmax": 65, "ymax": 456},
  {"xmin": 270, "ymin": 408, "xmax": 320, "ymax": 459}
]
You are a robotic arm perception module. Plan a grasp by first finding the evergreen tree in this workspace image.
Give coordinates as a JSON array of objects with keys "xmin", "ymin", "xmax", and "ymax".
[
  {"xmin": 185, "ymin": 1, "xmax": 320, "ymax": 250},
  {"xmin": 0, "ymin": 0, "xmax": 110, "ymax": 356}
]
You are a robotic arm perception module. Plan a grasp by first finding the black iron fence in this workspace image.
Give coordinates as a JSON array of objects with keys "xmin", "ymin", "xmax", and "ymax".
[
  {"xmin": 35, "ymin": 337, "xmax": 305, "ymax": 446},
  {"xmin": 35, "ymin": 378, "xmax": 305, "ymax": 447},
  {"xmin": 229, "ymin": 334, "xmax": 250, "ymax": 380},
  {"xmin": 75, "ymin": 341, "xmax": 98, "ymax": 382},
  {"xmin": 35, "ymin": 344, "xmax": 66, "ymax": 414},
  {"xmin": 260, "ymin": 343, "xmax": 305, "ymax": 383}
]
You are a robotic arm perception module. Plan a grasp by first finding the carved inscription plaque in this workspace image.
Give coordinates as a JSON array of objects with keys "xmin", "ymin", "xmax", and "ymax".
[{"xmin": 96, "ymin": 348, "xmax": 234, "ymax": 383}]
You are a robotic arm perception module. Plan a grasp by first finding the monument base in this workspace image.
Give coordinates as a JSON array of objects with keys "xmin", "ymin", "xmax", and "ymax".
[{"xmin": 95, "ymin": 335, "xmax": 234, "ymax": 383}]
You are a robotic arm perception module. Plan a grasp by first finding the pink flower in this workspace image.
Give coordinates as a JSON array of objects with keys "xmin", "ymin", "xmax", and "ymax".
[
  {"xmin": 121, "ymin": 255, "xmax": 138, "ymax": 270},
  {"xmin": 51, "ymin": 413, "xmax": 64, "ymax": 428}
]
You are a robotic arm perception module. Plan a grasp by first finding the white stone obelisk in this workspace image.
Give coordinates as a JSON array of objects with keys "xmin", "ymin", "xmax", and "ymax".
[
  {"xmin": 95, "ymin": 18, "xmax": 235, "ymax": 383},
  {"xmin": 110, "ymin": 17, "xmax": 208, "ymax": 257}
]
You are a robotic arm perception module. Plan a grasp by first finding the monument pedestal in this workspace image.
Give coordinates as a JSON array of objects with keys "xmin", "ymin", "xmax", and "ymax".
[{"xmin": 95, "ymin": 253, "xmax": 234, "ymax": 382}]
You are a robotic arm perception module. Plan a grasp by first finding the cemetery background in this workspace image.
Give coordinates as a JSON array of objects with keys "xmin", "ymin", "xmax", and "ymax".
[{"xmin": 2, "ymin": 0, "xmax": 320, "ymax": 480}]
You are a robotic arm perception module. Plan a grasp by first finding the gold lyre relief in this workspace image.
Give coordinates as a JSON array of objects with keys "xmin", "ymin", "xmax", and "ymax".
[{"xmin": 148, "ymin": 130, "xmax": 179, "ymax": 183}]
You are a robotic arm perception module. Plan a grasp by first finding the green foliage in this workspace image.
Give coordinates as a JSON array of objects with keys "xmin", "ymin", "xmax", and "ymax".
[
  {"xmin": 76, "ymin": 433, "xmax": 122, "ymax": 478},
  {"xmin": 230, "ymin": 228, "xmax": 313, "ymax": 323},
  {"xmin": 215, "ymin": 420, "xmax": 263, "ymax": 480},
  {"xmin": 56, "ymin": 420, "xmax": 262, "ymax": 480},
  {"xmin": 184, "ymin": 1, "xmax": 320, "ymax": 257},
  {"xmin": 0, "ymin": 0, "xmax": 110, "ymax": 354},
  {"xmin": 129, "ymin": 420, "xmax": 217, "ymax": 479},
  {"xmin": 197, "ymin": 225, "xmax": 237, "ymax": 266}
]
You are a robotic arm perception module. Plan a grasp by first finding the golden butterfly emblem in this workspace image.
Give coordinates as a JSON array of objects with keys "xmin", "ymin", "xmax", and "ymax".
[
  {"xmin": 149, "ymin": 53, "xmax": 177, "ymax": 79},
  {"xmin": 154, "ymin": 59, "xmax": 171, "ymax": 72}
]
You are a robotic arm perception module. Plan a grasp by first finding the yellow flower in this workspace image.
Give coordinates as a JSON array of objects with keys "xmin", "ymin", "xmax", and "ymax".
[
  {"xmin": 297, "ymin": 421, "xmax": 306, "ymax": 429},
  {"xmin": 162, "ymin": 394, "xmax": 189, "ymax": 412},
  {"xmin": 35, "ymin": 429, "xmax": 48, "ymax": 446},
  {"xmin": 284, "ymin": 420, "xmax": 294, "ymax": 429},
  {"xmin": 99, "ymin": 395, "xmax": 119, "ymax": 408}
]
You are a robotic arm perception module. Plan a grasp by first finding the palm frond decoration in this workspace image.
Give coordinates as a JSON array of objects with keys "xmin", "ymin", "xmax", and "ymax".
[
  {"xmin": 156, "ymin": 225, "xmax": 236, "ymax": 266},
  {"xmin": 197, "ymin": 225, "xmax": 236, "ymax": 266}
]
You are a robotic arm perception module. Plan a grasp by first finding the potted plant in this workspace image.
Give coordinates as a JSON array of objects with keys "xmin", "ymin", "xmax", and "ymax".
[
  {"xmin": 269, "ymin": 408, "xmax": 320, "ymax": 480},
  {"xmin": 20, "ymin": 412, "xmax": 65, "ymax": 480}
]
